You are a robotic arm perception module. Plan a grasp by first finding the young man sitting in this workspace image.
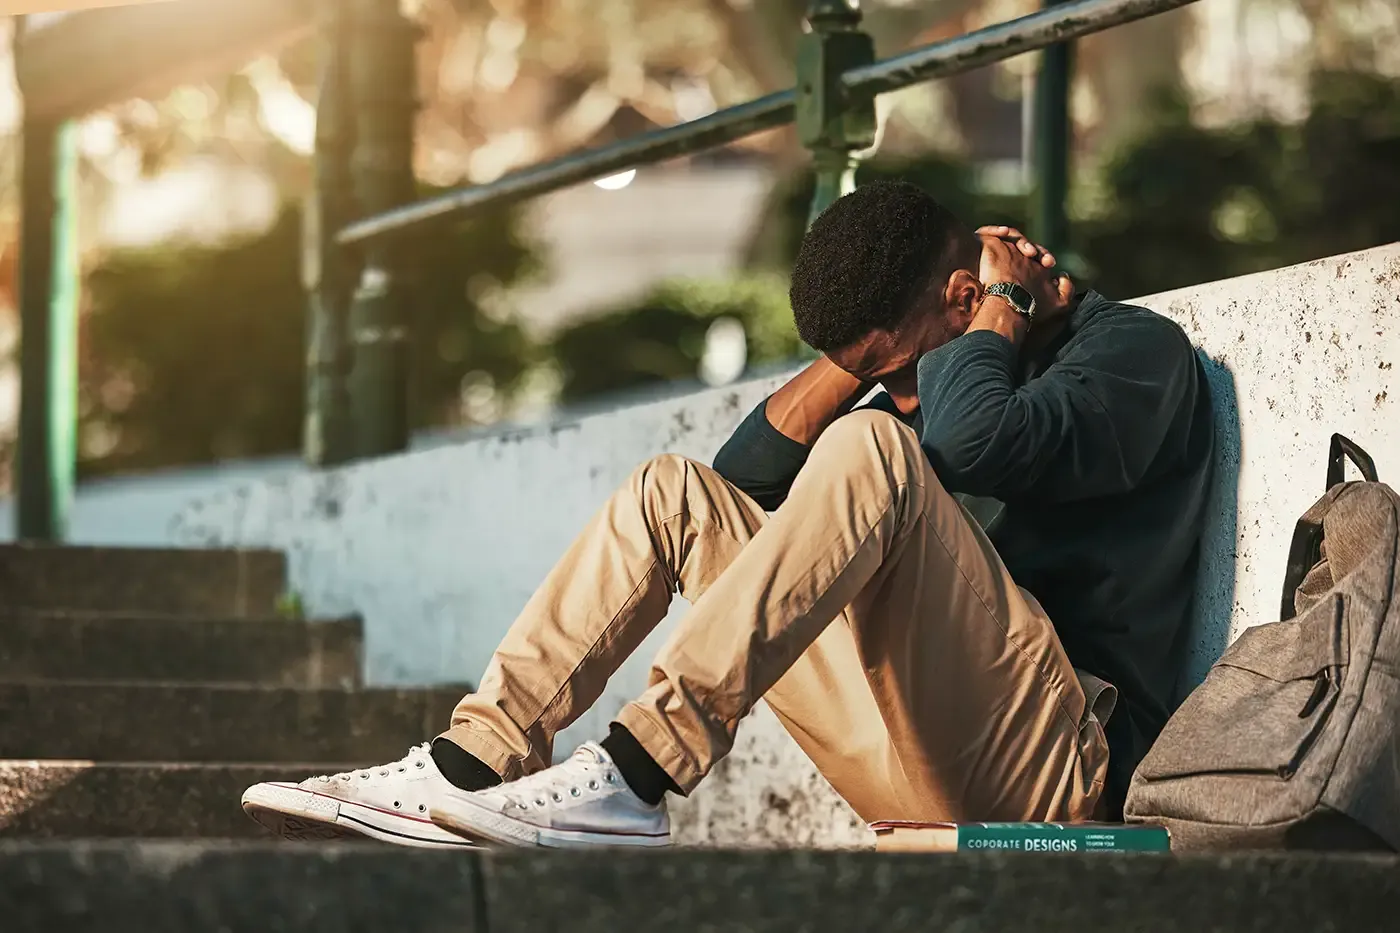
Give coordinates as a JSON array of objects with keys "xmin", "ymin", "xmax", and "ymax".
[{"xmin": 242, "ymin": 180, "xmax": 1215, "ymax": 849}]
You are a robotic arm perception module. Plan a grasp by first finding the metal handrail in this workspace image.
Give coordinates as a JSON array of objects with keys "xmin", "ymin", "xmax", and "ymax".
[{"xmin": 338, "ymin": 0, "xmax": 1198, "ymax": 247}]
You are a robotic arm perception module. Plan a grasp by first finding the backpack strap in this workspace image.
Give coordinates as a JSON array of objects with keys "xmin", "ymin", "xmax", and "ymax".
[
  {"xmin": 1280, "ymin": 434, "xmax": 1378, "ymax": 621},
  {"xmin": 1328, "ymin": 433, "xmax": 1378, "ymax": 488}
]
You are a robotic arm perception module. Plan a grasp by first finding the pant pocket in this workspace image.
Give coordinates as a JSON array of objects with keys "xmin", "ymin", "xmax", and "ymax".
[
  {"xmin": 1074, "ymin": 668, "xmax": 1118, "ymax": 731},
  {"xmin": 1072, "ymin": 668, "xmax": 1115, "ymax": 818}
]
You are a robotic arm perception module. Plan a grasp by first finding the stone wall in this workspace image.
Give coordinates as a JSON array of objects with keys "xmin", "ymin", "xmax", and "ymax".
[{"xmin": 173, "ymin": 244, "xmax": 1400, "ymax": 847}]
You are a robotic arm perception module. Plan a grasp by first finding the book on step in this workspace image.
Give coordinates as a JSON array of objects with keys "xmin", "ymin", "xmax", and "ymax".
[{"xmin": 869, "ymin": 821, "xmax": 1171, "ymax": 853}]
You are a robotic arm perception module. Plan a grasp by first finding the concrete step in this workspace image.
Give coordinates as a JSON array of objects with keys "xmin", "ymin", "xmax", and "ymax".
[
  {"xmin": 0, "ymin": 544, "xmax": 286, "ymax": 616},
  {"xmin": 0, "ymin": 611, "xmax": 362, "ymax": 688},
  {"xmin": 0, "ymin": 683, "xmax": 469, "ymax": 763},
  {"xmin": 0, "ymin": 760, "xmax": 364, "ymax": 839},
  {"xmin": 3, "ymin": 844, "xmax": 1399, "ymax": 933}
]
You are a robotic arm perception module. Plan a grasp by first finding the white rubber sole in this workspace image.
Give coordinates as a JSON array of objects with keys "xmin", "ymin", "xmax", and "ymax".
[
  {"xmin": 430, "ymin": 796, "xmax": 672, "ymax": 849},
  {"xmin": 241, "ymin": 782, "xmax": 477, "ymax": 849}
]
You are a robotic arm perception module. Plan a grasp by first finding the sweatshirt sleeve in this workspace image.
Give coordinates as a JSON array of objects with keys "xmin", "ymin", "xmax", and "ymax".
[
  {"xmin": 915, "ymin": 308, "xmax": 1198, "ymax": 503},
  {"xmin": 711, "ymin": 401, "xmax": 813, "ymax": 511}
]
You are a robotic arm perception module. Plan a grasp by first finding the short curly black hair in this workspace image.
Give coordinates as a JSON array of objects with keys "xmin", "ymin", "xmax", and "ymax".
[{"xmin": 789, "ymin": 180, "xmax": 975, "ymax": 352}]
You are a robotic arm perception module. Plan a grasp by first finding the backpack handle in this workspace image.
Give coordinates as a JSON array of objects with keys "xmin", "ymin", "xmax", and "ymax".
[
  {"xmin": 1328, "ymin": 433, "xmax": 1378, "ymax": 489},
  {"xmin": 1281, "ymin": 434, "xmax": 1379, "ymax": 620}
]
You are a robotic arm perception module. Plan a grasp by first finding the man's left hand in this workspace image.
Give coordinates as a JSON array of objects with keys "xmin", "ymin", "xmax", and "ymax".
[{"xmin": 976, "ymin": 227, "xmax": 1074, "ymax": 319}]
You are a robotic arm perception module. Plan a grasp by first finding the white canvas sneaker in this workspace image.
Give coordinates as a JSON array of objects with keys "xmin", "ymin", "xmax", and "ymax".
[
  {"xmin": 430, "ymin": 742, "xmax": 672, "ymax": 848},
  {"xmin": 241, "ymin": 743, "xmax": 477, "ymax": 848}
]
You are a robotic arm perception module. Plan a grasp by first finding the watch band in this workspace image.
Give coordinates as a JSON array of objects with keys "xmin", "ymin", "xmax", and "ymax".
[{"xmin": 984, "ymin": 282, "xmax": 1037, "ymax": 321}]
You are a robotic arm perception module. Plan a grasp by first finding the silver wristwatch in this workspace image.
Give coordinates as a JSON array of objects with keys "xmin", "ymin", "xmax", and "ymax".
[{"xmin": 984, "ymin": 282, "xmax": 1037, "ymax": 321}]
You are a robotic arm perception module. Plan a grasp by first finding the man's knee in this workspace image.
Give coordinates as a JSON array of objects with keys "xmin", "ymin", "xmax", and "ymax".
[
  {"xmin": 810, "ymin": 409, "xmax": 928, "ymax": 479},
  {"xmin": 820, "ymin": 408, "xmax": 916, "ymax": 443},
  {"xmin": 804, "ymin": 410, "xmax": 957, "ymax": 513},
  {"xmin": 626, "ymin": 452, "xmax": 701, "ymax": 506}
]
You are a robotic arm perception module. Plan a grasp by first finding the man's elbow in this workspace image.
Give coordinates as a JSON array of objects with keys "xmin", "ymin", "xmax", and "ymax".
[
  {"xmin": 710, "ymin": 442, "xmax": 744, "ymax": 484},
  {"xmin": 711, "ymin": 449, "xmax": 787, "ymax": 511},
  {"xmin": 921, "ymin": 438, "xmax": 1000, "ymax": 497}
]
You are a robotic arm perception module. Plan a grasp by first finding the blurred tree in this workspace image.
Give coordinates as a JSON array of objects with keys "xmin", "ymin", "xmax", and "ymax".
[
  {"xmin": 548, "ymin": 275, "xmax": 795, "ymax": 403},
  {"xmin": 1281, "ymin": 69, "xmax": 1400, "ymax": 263},
  {"xmin": 1072, "ymin": 97, "xmax": 1281, "ymax": 297},
  {"xmin": 403, "ymin": 0, "xmax": 981, "ymax": 183},
  {"xmin": 1076, "ymin": 69, "xmax": 1400, "ymax": 298},
  {"xmin": 78, "ymin": 193, "xmax": 539, "ymax": 477},
  {"xmin": 746, "ymin": 69, "xmax": 1400, "ymax": 306}
]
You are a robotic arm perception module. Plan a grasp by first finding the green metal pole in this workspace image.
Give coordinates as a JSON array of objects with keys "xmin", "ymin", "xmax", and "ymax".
[
  {"xmin": 1034, "ymin": 0, "xmax": 1073, "ymax": 257},
  {"xmin": 303, "ymin": 0, "xmax": 356, "ymax": 466},
  {"xmin": 346, "ymin": 0, "xmax": 419, "ymax": 458},
  {"xmin": 15, "ymin": 118, "xmax": 79, "ymax": 542},
  {"xmin": 796, "ymin": 0, "xmax": 877, "ymax": 228}
]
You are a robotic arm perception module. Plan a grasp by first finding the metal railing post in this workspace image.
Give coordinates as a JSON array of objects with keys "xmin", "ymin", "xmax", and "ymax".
[
  {"xmin": 15, "ymin": 116, "xmax": 79, "ymax": 543},
  {"xmin": 346, "ymin": 0, "xmax": 419, "ymax": 458},
  {"xmin": 1033, "ymin": 0, "xmax": 1074, "ymax": 257},
  {"xmin": 303, "ymin": 0, "xmax": 357, "ymax": 466},
  {"xmin": 796, "ymin": 0, "xmax": 877, "ymax": 228}
]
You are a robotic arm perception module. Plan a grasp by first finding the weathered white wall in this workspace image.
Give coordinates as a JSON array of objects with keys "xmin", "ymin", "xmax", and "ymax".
[
  {"xmin": 173, "ymin": 244, "xmax": 1400, "ymax": 847},
  {"xmin": 0, "ymin": 460, "xmax": 298, "ymax": 547}
]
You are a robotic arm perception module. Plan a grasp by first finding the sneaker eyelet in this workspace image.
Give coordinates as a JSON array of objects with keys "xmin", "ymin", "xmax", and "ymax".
[
  {"xmin": 359, "ymin": 772, "xmax": 369, "ymax": 779},
  {"xmin": 416, "ymin": 761, "xmax": 426, "ymax": 769},
  {"xmin": 588, "ymin": 779, "xmax": 599, "ymax": 791},
  {"xmin": 393, "ymin": 801, "xmax": 401, "ymax": 809},
  {"xmin": 398, "ymin": 766, "xmax": 406, "ymax": 772},
  {"xmin": 570, "ymin": 787, "xmax": 581, "ymax": 797},
  {"xmin": 535, "ymin": 798, "xmax": 547, "ymax": 808},
  {"xmin": 551, "ymin": 792, "xmax": 563, "ymax": 803},
  {"xmin": 380, "ymin": 770, "xmax": 389, "ymax": 776},
  {"xmin": 605, "ymin": 773, "xmax": 616, "ymax": 783},
  {"xmin": 418, "ymin": 805, "xmax": 427, "ymax": 813}
]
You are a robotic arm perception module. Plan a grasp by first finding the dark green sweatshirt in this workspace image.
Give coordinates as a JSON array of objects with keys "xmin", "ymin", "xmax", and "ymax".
[{"xmin": 712, "ymin": 291, "xmax": 1215, "ymax": 814}]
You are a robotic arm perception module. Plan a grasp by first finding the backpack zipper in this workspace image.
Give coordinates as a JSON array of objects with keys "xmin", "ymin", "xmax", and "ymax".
[
  {"xmin": 1278, "ymin": 668, "xmax": 1336, "ymax": 778},
  {"xmin": 1298, "ymin": 669, "xmax": 1333, "ymax": 720}
]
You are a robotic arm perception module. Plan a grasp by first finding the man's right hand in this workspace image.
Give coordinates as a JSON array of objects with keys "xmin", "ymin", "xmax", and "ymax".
[{"xmin": 975, "ymin": 225, "xmax": 1057, "ymax": 269}]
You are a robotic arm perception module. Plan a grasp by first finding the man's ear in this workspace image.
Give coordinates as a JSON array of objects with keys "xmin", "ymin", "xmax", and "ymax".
[{"xmin": 942, "ymin": 269, "xmax": 983, "ymax": 320}]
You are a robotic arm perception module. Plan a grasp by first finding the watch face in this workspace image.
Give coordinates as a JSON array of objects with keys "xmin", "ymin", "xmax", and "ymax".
[
  {"xmin": 1009, "ymin": 285, "xmax": 1034, "ymax": 313},
  {"xmin": 990, "ymin": 283, "xmax": 1034, "ymax": 317}
]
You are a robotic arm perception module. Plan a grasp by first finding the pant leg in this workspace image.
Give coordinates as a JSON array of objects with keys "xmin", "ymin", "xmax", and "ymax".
[
  {"xmin": 617, "ymin": 409, "xmax": 1111, "ymax": 822},
  {"xmin": 438, "ymin": 453, "xmax": 768, "ymax": 781}
]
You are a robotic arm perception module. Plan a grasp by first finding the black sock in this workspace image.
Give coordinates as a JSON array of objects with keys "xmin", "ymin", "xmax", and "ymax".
[
  {"xmin": 430, "ymin": 738, "xmax": 503, "ymax": 791},
  {"xmin": 599, "ymin": 723, "xmax": 679, "ymax": 806}
]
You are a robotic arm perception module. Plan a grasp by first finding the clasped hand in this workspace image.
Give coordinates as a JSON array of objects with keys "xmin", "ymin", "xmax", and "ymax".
[{"xmin": 975, "ymin": 225, "xmax": 1075, "ymax": 319}]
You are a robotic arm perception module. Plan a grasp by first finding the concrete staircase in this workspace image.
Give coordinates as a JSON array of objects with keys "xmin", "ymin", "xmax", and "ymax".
[
  {"xmin": 0, "ymin": 543, "xmax": 467, "ymax": 840},
  {"xmin": 6, "ymin": 545, "xmax": 1400, "ymax": 933},
  {"xmin": 7, "ymin": 843, "xmax": 1400, "ymax": 932}
]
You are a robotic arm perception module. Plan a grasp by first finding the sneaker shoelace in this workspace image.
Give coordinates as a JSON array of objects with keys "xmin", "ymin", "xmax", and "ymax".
[
  {"xmin": 313, "ymin": 742, "xmax": 433, "ymax": 784},
  {"xmin": 500, "ymin": 748, "xmax": 618, "ymax": 809}
]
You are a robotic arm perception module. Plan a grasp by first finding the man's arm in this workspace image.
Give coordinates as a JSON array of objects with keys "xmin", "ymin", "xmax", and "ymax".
[
  {"xmin": 916, "ymin": 305, "xmax": 1200, "ymax": 502},
  {"xmin": 712, "ymin": 358, "xmax": 872, "ymax": 510}
]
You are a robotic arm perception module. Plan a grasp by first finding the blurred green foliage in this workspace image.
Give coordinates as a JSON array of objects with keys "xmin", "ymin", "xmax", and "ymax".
[
  {"xmin": 77, "ymin": 69, "xmax": 1400, "ymax": 477},
  {"xmin": 1078, "ymin": 70, "xmax": 1400, "ymax": 297},
  {"xmin": 80, "ymin": 190, "xmax": 537, "ymax": 477},
  {"xmin": 747, "ymin": 70, "xmax": 1400, "ymax": 300},
  {"xmin": 548, "ymin": 275, "xmax": 798, "ymax": 403}
]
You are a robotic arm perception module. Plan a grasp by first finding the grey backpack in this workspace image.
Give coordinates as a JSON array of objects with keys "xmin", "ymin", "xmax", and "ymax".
[{"xmin": 1124, "ymin": 434, "xmax": 1400, "ymax": 852}]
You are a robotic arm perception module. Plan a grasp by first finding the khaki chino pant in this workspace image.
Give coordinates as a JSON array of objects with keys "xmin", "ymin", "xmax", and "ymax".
[{"xmin": 440, "ymin": 410, "xmax": 1112, "ymax": 822}]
